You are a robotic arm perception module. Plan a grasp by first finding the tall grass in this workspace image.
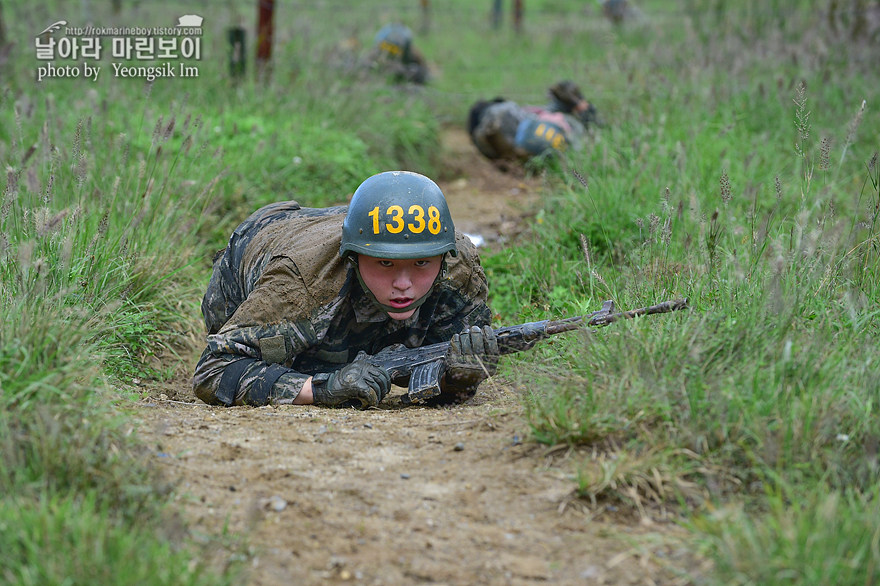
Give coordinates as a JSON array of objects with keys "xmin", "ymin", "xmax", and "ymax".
[
  {"xmin": 0, "ymin": 69, "xmax": 243, "ymax": 578},
  {"xmin": 479, "ymin": 3, "xmax": 879, "ymax": 582},
  {"xmin": 2, "ymin": 1, "xmax": 442, "ymax": 579}
]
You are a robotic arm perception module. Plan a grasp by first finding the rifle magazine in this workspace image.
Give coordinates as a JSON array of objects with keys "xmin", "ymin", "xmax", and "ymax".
[{"xmin": 407, "ymin": 360, "xmax": 445, "ymax": 403}]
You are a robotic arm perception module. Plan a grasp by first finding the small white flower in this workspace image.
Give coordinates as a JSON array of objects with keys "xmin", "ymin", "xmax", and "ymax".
[
  {"xmin": 836, "ymin": 434, "xmax": 850, "ymax": 442},
  {"xmin": 783, "ymin": 339, "xmax": 792, "ymax": 362}
]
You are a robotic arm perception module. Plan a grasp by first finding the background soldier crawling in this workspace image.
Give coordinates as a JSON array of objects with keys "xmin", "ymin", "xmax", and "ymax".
[
  {"xmin": 369, "ymin": 23, "xmax": 430, "ymax": 84},
  {"xmin": 467, "ymin": 80, "xmax": 600, "ymax": 167},
  {"xmin": 193, "ymin": 171, "xmax": 500, "ymax": 409}
]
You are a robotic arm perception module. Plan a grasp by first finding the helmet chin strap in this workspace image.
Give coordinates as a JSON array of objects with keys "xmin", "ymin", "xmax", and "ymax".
[{"xmin": 349, "ymin": 254, "xmax": 448, "ymax": 315}]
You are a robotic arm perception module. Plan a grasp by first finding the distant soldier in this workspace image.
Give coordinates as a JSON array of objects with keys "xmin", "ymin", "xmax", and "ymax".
[
  {"xmin": 369, "ymin": 23, "xmax": 430, "ymax": 84},
  {"xmin": 193, "ymin": 171, "xmax": 499, "ymax": 408},
  {"xmin": 599, "ymin": 0, "xmax": 643, "ymax": 26},
  {"xmin": 467, "ymin": 80, "xmax": 600, "ymax": 166}
]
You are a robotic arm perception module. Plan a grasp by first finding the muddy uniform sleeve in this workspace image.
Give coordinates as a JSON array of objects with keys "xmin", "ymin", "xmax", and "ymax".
[{"xmin": 192, "ymin": 257, "xmax": 325, "ymax": 407}]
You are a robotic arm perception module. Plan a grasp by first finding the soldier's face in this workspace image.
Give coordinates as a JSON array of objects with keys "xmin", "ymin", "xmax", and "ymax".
[{"xmin": 357, "ymin": 254, "xmax": 443, "ymax": 320}]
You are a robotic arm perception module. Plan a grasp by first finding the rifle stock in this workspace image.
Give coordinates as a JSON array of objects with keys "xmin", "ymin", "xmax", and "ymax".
[{"xmin": 365, "ymin": 298, "xmax": 688, "ymax": 403}]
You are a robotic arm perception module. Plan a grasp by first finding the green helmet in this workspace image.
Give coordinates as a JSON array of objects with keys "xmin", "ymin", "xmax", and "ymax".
[
  {"xmin": 374, "ymin": 23, "xmax": 413, "ymax": 62},
  {"xmin": 341, "ymin": 171, "xmax": 457, "ymax": 259}
]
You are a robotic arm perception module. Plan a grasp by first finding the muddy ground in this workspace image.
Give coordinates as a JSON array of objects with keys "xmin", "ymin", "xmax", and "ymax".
[{"xmin": 131, "ymin": 128, "xmax": 706, "ymax": 585}]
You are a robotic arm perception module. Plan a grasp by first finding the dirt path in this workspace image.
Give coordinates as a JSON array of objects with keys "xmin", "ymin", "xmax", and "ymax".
[
  {"xmin": 131, "ymin": 128, "xmax": 700, "ymax": 585},
  {"xmin": 433, "ymin": 127, "xmax": 545, "ymax": 247}
]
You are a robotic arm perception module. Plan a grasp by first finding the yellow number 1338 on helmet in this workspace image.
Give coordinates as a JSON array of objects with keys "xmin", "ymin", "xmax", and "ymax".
[{"xmin": 341, "ymin": 171, "xmax": 457, "ymax": 259}]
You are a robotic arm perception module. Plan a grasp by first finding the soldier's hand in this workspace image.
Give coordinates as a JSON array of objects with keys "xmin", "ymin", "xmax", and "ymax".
[
  {"xmin": 311, "ymin": 361, "xmax": 391, "ymax": 409},
  {"xmin": 444, "ymin": 325, "xmax": 500, "ymax": 386},
  {"xmin": 549, "ymin": 80, "xmax": 586, "ymax": 113}
]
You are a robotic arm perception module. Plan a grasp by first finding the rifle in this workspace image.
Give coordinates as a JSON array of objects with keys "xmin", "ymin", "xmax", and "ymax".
[{"xmin": 361, "ymin": 298, "xmax": 688, "ymax": 403}]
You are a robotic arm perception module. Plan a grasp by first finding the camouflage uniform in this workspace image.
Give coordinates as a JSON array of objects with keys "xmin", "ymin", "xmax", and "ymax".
[
  {"xmin": 370, "ymin": 24, "xmax": 429, "ymax": 84},
  {"xmin": 467, "ymin": 99, "xmax": 531, "ymax": 161},
  {"xmin": 193, "ymin": 200, "xmax": 492, "ymax": 407},
  {"xmin": 541, "ymin": 79, "xmax": 599, "ymax": 132},
  {"xmin": 468, "ymin": 99, "xmax": 582, "ymax": 162},
  {"xmin": 601, "ymin": 0, "xmax": 641, "ymax": 26},
  {"xmin": 468, "ymin": 81, "xmax": 598, "ymax": 164}
]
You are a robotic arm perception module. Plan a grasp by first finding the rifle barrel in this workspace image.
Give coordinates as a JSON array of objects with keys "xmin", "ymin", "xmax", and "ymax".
[{"xmin": 544, "ymin": 297, "xmax": 688, "ymax": 334}]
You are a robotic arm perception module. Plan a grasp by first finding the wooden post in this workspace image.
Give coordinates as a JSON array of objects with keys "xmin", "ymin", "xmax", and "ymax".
[
  {"xmin": 420, "ymin": 0, "xmax": 430, "ymax": 34},
  {"xmin": 228, "ymin": 26, "xmax": 246, "ymax": 80},
  {"xmin": 851, "ymin": 0, "xmax": 868, "ymax": 39},
  {"xmin": 513, "ymin": 0, "xmax": 523, "ymax": 33},
  {"xmin": 0, "ymin": 0, "xmax": 11, "ymax": 69},
  {"xmin": 256, "ymin": 0, "xmax": 274, "ymax": 75},
  {"xmin": 0, "ymin": 1, "xmax": 7, "ymax": 48},
  {"xmin": 491, "ymin": 0, "xmax": 502, "ymax": 29},
  {"xmin": 81, "ymin": 0, "xmax": 92, "ymax": 24}
]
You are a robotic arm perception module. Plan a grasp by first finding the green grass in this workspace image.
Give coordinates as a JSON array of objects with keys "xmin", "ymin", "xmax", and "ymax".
[
  {"xmin": 692, "ymin": 485, "xmax": 880, "ymax": 585},
  {"xmin": 476, "ymin": 2, "xmax": 880, "ymax": 583},
  {"xmin": 2, "ymin": 0, "xmax": 880, "ymax": 583},
  {"xmin": 0, "ymin": 492, "xmax": 218, "ymax": 586}
]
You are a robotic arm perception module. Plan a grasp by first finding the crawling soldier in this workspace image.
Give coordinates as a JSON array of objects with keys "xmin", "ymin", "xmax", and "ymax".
[
  {"xmin": 468, "ymin": 80, "xmax": 600, "ymax": 166},
  {"xmin": 369, "ymin": 23, "xmax": 430, "ymax": 84},
  {"xmin": 193, "ymin": 171, "xmax": 499, "ymax": 408}
]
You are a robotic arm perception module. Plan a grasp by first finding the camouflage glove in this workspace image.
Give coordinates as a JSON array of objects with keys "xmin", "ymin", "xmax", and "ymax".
[
  {"xmin": 577, "ymin": 102, "xmax": 600, "ymax": 127},
  {"xmin": 311, "ymin": 361, "xmax": 391, "ymax": 409},
  {"xmin": 444, "ymin": 325, "xmax": 500, "ymax": 387},
  {"xmin": 549, "ymin": 80, "xmax": 586, "ymax": 113}
]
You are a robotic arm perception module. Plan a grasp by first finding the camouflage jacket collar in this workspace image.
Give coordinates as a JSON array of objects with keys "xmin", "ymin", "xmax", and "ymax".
[{"xmin": 348, "ymin": 269, "xmax": 421, "ymax": 327}]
